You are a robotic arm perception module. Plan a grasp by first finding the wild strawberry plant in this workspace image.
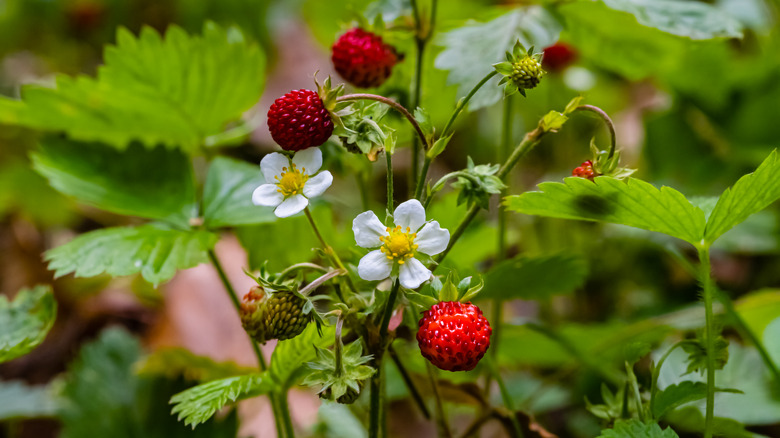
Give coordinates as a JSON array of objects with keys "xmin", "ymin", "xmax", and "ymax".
[{"xmin": 0, "ymin": 1, "xmax": 779, "ymax": 438}]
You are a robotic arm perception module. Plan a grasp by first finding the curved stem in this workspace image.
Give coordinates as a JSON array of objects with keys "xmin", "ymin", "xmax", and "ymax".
[
  {"xmin": 649, "ymin": 340, "xmax": 693, "ymax": 418},
  {"xmin": 575, "ymin": 104, "xmax": 616, "ymax": 159},
  {"xmin": 334, "ymin": 317, "xmax": 345, "ymax": 377},
  {"xmin": 279, "ymin": 262, "xmax": 328, "ymax": 278},
  {"xmin": 298, "ymin": 269, "xmax": 345, "ymax": 297},
  {"xmin": 337, "ymin": 94, "xmax": 430, "ymax": 150},
  {"xmin": 697, "ymin": 245, "xmax": 716, "ymax": 438},
  {"xmin": 303, "ymin": 207, "xmax": 358, "ymax": 294},
  {"xmin": 208, "ymin": 249, "xmax": 286, "ymax": 438}
]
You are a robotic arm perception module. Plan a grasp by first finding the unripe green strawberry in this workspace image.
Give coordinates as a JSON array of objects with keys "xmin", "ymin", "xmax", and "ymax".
[
  {"xmin": 239, "ymin": 286, "xmax": 310, "ymax": 344},
  {"xmin": 262, "ymin": 291, "xmax": 310, "ymax": 342},
  {"xmin": 318, "ymin": 382, "xmax": 363, "ymax": 404},
  {"xmin": 511, "ymin": 56, "xmax": 544, "ymax": 90}
]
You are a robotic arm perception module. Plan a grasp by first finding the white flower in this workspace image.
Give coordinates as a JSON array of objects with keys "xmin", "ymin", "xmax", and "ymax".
[
  {"xmin": 352, "ymin": 199, "xmax": 450, "ymax": 289},
  {"xmin": 251, "ymin": 148, "xmax": 333, "ymax": 218}
]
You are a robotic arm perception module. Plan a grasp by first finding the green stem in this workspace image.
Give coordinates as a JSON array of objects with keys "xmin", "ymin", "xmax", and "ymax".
[
  {"xmin": 697, "ymin": 245, "xmax": 716, "ymax": 438},
  {"xmin": 415, "ymin": 71, "xmax": 499, "ymax": 200},
  {"xmin": 433, "ymin": 128, "xmax": 545, "ymax": 267},
  {"xmin": 489, "ymin": 358, "xmax": 523, "ymax": 438},
  {"xmin": 625, "ymin": 362, "xmax": 645, "ymax": 422},
  {"xmin": 369, "ymin": 281, "xmax": 401, "ymax": 438},
  {"xmin": 337, "ymin": 94, "xmax": 430, "ymax": 151},
  {"xmin": 278, "ymin": 391, "xmax": 295, "ymax": 438},
  {"xmin": 388, "ymin": 345, "xmax": 431, "ymax": 419},
  {"xmin": 426, "ymin": 361, "xmax": 453, "ymax": 438},
  {"xmin": 649, "ymin": 340, "xmax": 692, "ymax": 418},
  {"xmin": 386, "ymin": 151, "xmax": 394, "ymax": 214},
  {"xmin": 207, "ymin": 249, "xmax": 286, "ymax": 438},
  {"xmin": 575, "ymin": 105, "xmax": 616, "ymax": 159},
  {"xmin": 303, "ymin": 207, "xmax": 358, "ymax": 294}
]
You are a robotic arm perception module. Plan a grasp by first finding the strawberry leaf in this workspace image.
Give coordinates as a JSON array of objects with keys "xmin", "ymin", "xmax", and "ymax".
[
  {"xmin": 505, "ymin": 177, "xmax": 706, "ymax": 245},
  {"xmin": 704, "ymin": 150, "xmax": 780, "ymax": 243},
  {"xmin": 597, "ymin": 419, "xmax": 679, "ymax": 438},
  {"xmin": 202, "ymin": 157, "xmax": 277, "ymax": 229},
  {"xmin": 479, "ymin": 253, "xmax": 588, "ymax": 301},
  {"xmin": 0, "ymin": 286, "xmax": 56, "ymax": 364},
  {"xmin": 170, "ymin": 374, "xmax": 270, "ymax": 429}
]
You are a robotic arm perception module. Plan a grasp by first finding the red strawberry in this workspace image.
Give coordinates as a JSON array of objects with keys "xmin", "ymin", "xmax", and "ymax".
[
  {"xmin": 267, "ymin": 89, "xmax": 334, "ymax": 151},
  {"xmin": 542, "ymin": 42, "xmax": 577, "ymax": 73},
  {"xmin": 332, "ymin": 28, "xmax": 399, "ymax": 88},
  {"xmin": 416, "ymin": 301, "xmax": 492, "ymax": 372},
  {"xmin": 572, "ymin": 160, "xmax": 596, "ymax": 180}
]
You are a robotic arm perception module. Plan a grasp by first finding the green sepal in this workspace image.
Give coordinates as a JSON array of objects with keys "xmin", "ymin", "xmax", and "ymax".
[
  {"xmin": 563, "ymin": 96, "xmax": 584, "ymax": 115},
  {"xmin": 540, "ymin": 111, "xmax": 568, "ymax": 133},
  {"xmin": 426, "ymin": 134, "xmax": 453, "ymax": 159},
  {"xmin": 492, "ymin": 61, "xmax": 514, "ymax": 76},
  {"xmin": 439, "ymin": 272, "xmax": 459, "ymax": 302},
  {"xmin": 589, "ymin": 138, "xmax": 637, "ymax": 180},
  {"xmin": 458, "ymin": 276, "xmax": 484, "ymax": 302},
  {"xmin": 302, "ymin": 340, "xmax": 375, "ymax": 403}
]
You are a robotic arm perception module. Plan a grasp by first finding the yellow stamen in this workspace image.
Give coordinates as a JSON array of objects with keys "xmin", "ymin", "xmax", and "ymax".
[
  {"xmin": 275, "ymin": 163, "xmax": 308, "ymax": 197},
  {"xmin": 380, "ymin": 224, "xmax": 418, "ymax": 264}
]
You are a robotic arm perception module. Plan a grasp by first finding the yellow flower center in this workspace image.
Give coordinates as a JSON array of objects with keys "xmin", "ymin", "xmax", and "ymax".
[
  {"xmin": 275, "ymin": 164, "xmax": 308, "ymax": 197},
  {"xmin": 379, "ymin": 225, "xmax": 418, "ymax": 264}
]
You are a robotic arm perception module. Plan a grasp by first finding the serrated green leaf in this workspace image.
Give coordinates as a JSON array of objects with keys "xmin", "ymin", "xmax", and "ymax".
[
  {"xmin": 652, "ymin": 381, "xmax": 742, "ymax": 419},
  {"xmin": 434, "ymin": 7, "xmax": 560, "ymax": 111},
  {"xmin": 681, "ymin": 336, "xmax": 729, "ymax": 375},
  {"xmin": 479, "ymin": 253, "xmax": 588, "ymax": 301},
  {"xmin": 704, "ymin": 150, "xmax": 780, "ymax": 243},
  {"xmin": 32, "ymin": 138, "xmax": 197, "ymax": 228},
  {"xmin": 136, "ymin": 348, "xmax": 256, "ymax": 383},
  {"xmin": 602, "ymin": 0, "xmax": 742, "ymax": 40},
  {"xmin": 505, "ymin": 177, "xmax": 706, "ymax": 245},
  {"xmin": 269, "ymin": 323, "xmax": 336, "ymax": 389},
  {"xmin": 0, "ymin": 286, "xmax": 56, "ymax": 364},
  {"xmin": 0, "ymin": 22, "xmax": 265, "ymax": 152},
  {"xmin": 170, "ymin": 373, "xmax": 271, "ymax": 428},
  {"xmin": 0, "ymin": 380, "xmax": 59, "ymax": 420},
  {"xmin": 45, "ymin": 224, "xmax": 217, "ymax": 286},
  {"xmin": 202, "ymin": 157, "xmax": 277, "ymax": 229},
  {"xmin": 597, "ymin": 419, "xmax": 679, "ymax": 438}
]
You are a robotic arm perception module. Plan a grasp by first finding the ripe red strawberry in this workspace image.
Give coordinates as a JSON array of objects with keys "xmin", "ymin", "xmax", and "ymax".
[
  {"xmin": 332, "ymin": 28, "xmax": 399, "ymax": 88},
  {"xmin": 572, "ymin": 160, "xmax": 597, "ymax": 180},
  {"xmin": 267, "ymin": 89, "xmax": 334, "ymax": 151},
  {"xmin": 417, "ymin": 301, "xmax": 492, "ymax": 372},
  {"xmin": 542, "ymin": 42, "xmax": 577, "ymax": 73}
]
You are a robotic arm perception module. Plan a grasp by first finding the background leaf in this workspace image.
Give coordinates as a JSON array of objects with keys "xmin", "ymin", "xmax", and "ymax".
[
  {"xmin": 505, "ymin": 177, "xmax": 706, "ymax": 245},
  {"xmin": 704, "ymin": 150, "xmax": 780, "ymax": 243},
  {"xmin": 62, "ymin": 328, "xmax": 238, "ymax": 437},
  {"xmin": 0, "ymin": 380, "xmax": 59, "ymax": 420},
  {"xmin": 136, "ymin": 348, "xmax": 256, "ymax": 383},
  {"xmin": 434, "ymin": 7, "xmax": 560, "ymax": 111},
  {"xmin": 652, "ymin": 381, "xmax": 741, "ymax": 419},
  {"xmin": 202, "ymin": 157, "xmax": 277, "ymax": 229},
  {"xmin": 601, "ymin": 0, "xmax": 742, "ymax": 40},
  {"xmin": 33, "ymin": 138, "xmax": 197, "ymax": 229},
  {"xmin": 597, "ymin": 419, "xmax": 679, "ymax": 438},
  {"xmin": 0, "ymin": 22, "xmax": 265, "ymax": 152},
  {"xmin": 45, "ymin": 224, "xmax": 217, "ymax": 286},
  {"xmin": 0, "ymin": 285, "xmax": 56, "ymax": 364},
  {"xmin": 478, "ymin": 253, "xmax": 588, "ymax": 301}
]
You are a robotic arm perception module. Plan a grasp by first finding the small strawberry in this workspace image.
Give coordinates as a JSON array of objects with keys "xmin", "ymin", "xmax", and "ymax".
[
  {"xmin": 267, "ymin": 89, "xmax": 334, "ymax": 151},
  {"xmin": 332, "ymin": 28, "xmax": 399, "ymax": 88},
  {"xmin": 572, "ymin": 160, "xmax": 597, "ymax": 180},
  {"xmin": 542, "ymin": 42, "xmax": 577, "ymax": 73},
  {"xmin": 494, "ymin": 41, "xmax": 546, "ymax": 97},
  {"xmin": 417, "ymin": 301, "xmax": 492, "ymax": 372},
  {"xmin": 239, "ymin": 285, "xmax": 310, "ymax": 344}
]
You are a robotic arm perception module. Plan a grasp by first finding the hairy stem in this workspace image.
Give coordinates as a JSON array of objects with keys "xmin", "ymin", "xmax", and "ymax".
[
  {"xmin": 415, "ymin": 71, "xmax": 498, "ymax": 200},
  {"xmin": 386, "ymin": 151, "xmax": 394, "ymax": 214},
  {"xmin": 207, "ymin": 249, "xmax": 287, "ymax": 438},
  {"xmin": 369, "ymin": 281, "xmax": 401, "ymax": 438},
  {"xmin": 489, "ymin": 358, "xmax": 523, "ymax": 438},
  {"xmin": 433, "ymin": 127, "xmax": 545, "ymax": 267},
  {"xmin": 697, "ymin": 245, "xmax": 716, "ymax": 438},
  {"xmin": 337, "ymin": 94, "xmax": 430, "ymax": 151},
  {"xmin": 388, "ymin": 345, "xmax": 431, "ymax": 419},
  {"xmin": 303, "ymin": 207, "xmax": 358, "ymax": 294},
  {"xmin": 575, "ymin": 105, "xmax": 616, "ymax": 159}
]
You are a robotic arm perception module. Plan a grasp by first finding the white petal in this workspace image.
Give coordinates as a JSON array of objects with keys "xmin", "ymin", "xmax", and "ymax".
[
  {"xmin": 292, "ymin": 147, "xmax": 322, "ymax": 175},
  {"xmin": 414, "ymin": 221, "xmax": 450, "ymax": 256},
  {"xmin": 303, "ymin": 171, "xmax": 332, "ymax": 198},
  {"xmin": 399, "ymin": 258, "xmax": 431, "ymax": 289},
  {"xmin": 252, "ymin": 184, "xmax": 283, "ymax": 207},
  {"xmin": 260, "ymin": 153, "xmax": 289, "ymax": 184},
  {"xmin": 352, "ymin": 211, "xmax": 387, "ymax": 248},
  {"xmin": 358, "ymin": 250, "xmax": 393, "ymax": 281},
  {"xmin": 274, "ymin": 194, "xmax": 308, "ymax": 218},
  {"xmin": 393, "ymin": 199, "xmax": 425, "ymax": 231}
]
